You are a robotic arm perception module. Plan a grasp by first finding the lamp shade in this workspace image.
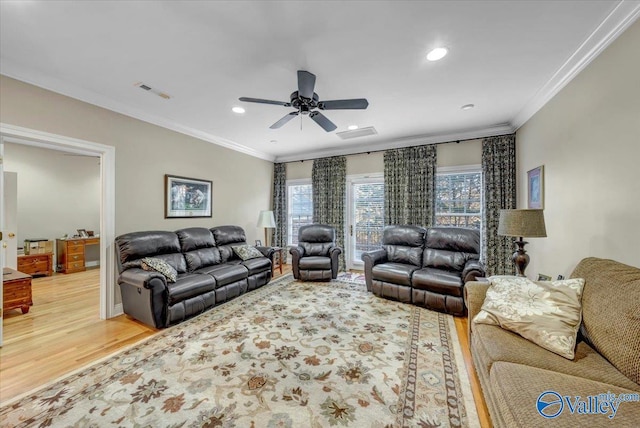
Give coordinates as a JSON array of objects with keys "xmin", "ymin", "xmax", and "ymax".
[
  {"xmin": 256, "ymin": 210, "xmax": 276, "ymax": 228},
  {"xmin": 498, "ymin": 209, "xmax": 547, "ymax": 238}
]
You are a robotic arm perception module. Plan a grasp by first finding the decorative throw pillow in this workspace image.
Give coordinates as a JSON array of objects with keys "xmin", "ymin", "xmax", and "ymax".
[
  {"xmin": 473, "ymin": 276, "xmax": 585, "ymax": 359},
  {"xmin": 232, "ymin": 245, "xmax": 264, "ymax": 261},
  {"xmin": 141, "ymin": 257, "xmax": 177, "ymax": 283}
]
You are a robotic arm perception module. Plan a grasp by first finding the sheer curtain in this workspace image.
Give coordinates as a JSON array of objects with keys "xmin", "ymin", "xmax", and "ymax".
[
  {"xmin": 383, "ymin": 145, "xmax": 437, "ymax": 226},
  {"xmin": 271, "ymin": 163, "xmax": 287, "ymax": 248},
  {"xmin": 482, "ymin": 134, "xmax": 517, "ymax": 275},
  {"xmin": 312, "ymin": 156, "xmax": 346, "ymax": 271}
]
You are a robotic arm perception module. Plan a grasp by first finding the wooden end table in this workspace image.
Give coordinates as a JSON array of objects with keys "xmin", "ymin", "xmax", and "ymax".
[
  {"xmin": 271, "ymin": 247, "xmax": 285, "ymax": 275},
  {"xmin": 3, "ymin": 267, "xmax": 33, "ymax": 314}
]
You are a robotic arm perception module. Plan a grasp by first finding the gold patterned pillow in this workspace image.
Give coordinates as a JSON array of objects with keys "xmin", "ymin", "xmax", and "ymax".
[
  {"xmin": 473, "ymin": 276, "xmax": 585, "ymax": 359},
  {"xmin": 141, "ymin": 257, "xmax": 178, "ymax": 283},
  {"xmin": 232, "ymin": 245, "xmax": 264, "ymax": 261}
]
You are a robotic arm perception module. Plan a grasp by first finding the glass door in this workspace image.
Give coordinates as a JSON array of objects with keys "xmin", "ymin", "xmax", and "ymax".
[{"xmin": 346, "ymin": 176, "xmax": 384, "ymax": 270}]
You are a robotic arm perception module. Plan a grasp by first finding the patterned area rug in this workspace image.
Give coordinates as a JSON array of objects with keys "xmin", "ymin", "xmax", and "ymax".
[{"xmin": 1, "ymin": 275, "xmax": 479, "ymax": 427}]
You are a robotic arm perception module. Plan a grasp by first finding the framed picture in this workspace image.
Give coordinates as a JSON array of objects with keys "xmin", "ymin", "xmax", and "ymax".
[
  {"xmin": 165, "ymin": 174, "xmax": 212, "ymax": 218},
  {"xmin": 527, "ymin": 165, "xmax": 544, "ymax": 209},
  {"xmin": 77, "ymin": 229, "xmax": 89, "ymax": 238},
  {"xmin": 255, "ymin": 240, "xmax": 262, "ymax": 246}
]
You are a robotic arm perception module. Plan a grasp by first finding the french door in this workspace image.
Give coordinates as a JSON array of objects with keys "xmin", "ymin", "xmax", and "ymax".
[{"xmin": 346, "ymin": 175, "xmax": 384, "ymax": 270}]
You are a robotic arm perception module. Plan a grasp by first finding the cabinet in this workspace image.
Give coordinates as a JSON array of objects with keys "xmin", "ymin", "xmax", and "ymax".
[
  {"xmin": 17, "ymin": 253, "xmax": 53, "ymax": 277},
  {"xmin": 3, "ymin": 267, "xmax": 33, "ymax": 314},
  {"xmin": 56, "ymin": 238, "xmax": 100, "ymax": 273}
]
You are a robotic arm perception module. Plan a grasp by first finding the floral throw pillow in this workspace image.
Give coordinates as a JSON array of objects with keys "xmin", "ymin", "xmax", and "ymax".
[
  {"xmin": 232, "ymin": 245, "xmax": 264, "ymax": 261},
  {"xmin": 141, "ymin": 257, "xmax": 177, "ymax": 283},
  {"xmin": 473, "ymin": 276, "xmax": 585, "ymax": 359}
]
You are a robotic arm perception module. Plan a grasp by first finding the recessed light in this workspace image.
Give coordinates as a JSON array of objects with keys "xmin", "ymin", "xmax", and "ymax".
[
  {"xmin": 232, "ymin": 106, "xmax": 245, "ymax": 114},
  {"xmin": 347, "ymin": 125, "xmax": 359, "ymax": 130},
  {"xmin": 461, "ymin": 104, "xmax": 475, "ymax": 111},
  {"xmin": 270, "ymin": 140, "xmax": 278, "ymax": 144},
  {"xmin": 426, "ymin": 47, "xmax": 448, "ymax": 61}
]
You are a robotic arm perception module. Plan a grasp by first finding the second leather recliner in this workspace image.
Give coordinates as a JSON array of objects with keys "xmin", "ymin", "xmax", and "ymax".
[{"xmin": 290, "ymin": 224, "xmax": 342, "ymax": 281}]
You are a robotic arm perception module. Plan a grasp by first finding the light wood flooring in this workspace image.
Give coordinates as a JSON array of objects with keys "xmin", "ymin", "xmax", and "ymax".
[{"xmin": 0, "ymin": 266, "xmax": 490, "ymax": 426}]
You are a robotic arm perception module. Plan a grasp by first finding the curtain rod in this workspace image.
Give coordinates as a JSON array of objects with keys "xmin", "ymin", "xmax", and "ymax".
[{"xmin": 284, "ymin": 133, "xmax": 511, "ymax": 163}]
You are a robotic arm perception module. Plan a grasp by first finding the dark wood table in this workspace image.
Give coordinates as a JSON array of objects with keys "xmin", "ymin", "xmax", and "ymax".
[
  {"xmin": 271, "ymin": 247, "xmax": 285, "ymax": 275},
  {"xmin": 3, "ymin": 267, "xmax": 33, "ymax": 314}
]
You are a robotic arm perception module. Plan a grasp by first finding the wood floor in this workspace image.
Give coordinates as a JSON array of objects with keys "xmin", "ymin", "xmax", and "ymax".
[{"xmin": 0, "ymin": 266, "xmax": 490, "ymax": 426}]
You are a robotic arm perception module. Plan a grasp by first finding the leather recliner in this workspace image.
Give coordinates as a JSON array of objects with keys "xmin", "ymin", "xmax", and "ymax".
[
  {"xmin": 290, "ymin": 224, "xmax": 342, "ymax": 281},
  {"xmin": 362, "ymin": 225, "xmax": 485, "ymax": 315}
]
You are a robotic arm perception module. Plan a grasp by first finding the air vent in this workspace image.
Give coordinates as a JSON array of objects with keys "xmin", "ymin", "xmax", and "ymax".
[
  {"xmin": 134, "ymin": 82, "xmax": 171, "ymax": 100},
  {"xmin": 336, "ymin": 126, "xmax": 377, "ymax": 140}
]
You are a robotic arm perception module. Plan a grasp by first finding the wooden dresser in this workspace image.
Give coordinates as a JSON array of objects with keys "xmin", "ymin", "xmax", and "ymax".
[
  {"xmin": 17, "ymin": 253, "xmax": 53, "ymax": 277},
  {"xmin": 3, "ymin": 267, "xmax": 33, "ymax": 314},
  {"xmin": 56, "ymin": 237, "xmax": 100, "ymax": 273}
]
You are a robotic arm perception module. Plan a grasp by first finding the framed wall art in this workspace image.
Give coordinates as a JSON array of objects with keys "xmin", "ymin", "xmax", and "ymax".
[
  {"xmin": 527, "ymin": 165, "xmax": 544, "ymax": 209},
  {"xmin": 165, "ymin": 174, "xmax": 212, "ymax": 218}
]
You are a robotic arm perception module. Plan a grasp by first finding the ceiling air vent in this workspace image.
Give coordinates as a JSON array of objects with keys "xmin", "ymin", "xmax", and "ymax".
[
  {"xmin": 134, "ymin": 82, "xmax": 171, "ymax": 99},
  {"xmin": 336, "ymin": 126, "xmax": 377, "ymax": 140}
]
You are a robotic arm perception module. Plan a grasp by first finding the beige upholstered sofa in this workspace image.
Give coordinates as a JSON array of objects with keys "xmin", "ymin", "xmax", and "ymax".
[{"xmin": 465, "ymin": 257, "xmax": 640, "ymax": 427}]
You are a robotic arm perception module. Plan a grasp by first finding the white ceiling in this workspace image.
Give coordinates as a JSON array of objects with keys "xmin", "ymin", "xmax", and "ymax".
[{"xmin": 1, "ymin": 1, "xmax": 638, "ymax": 162}]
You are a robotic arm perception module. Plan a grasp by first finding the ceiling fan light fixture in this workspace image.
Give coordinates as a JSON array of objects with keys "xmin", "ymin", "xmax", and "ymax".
[
  {"xmin": 461, "ymin": 103, "xmax": 475, "ymax": 111},
  {"xmin": 232, "ymin": 106, "xmax": 245, "ymax": 114},
  {"xmin": 426, "ymin": 47, "xmax": 448, "ymax": 61},
  {"xmin": 348, "ymin": 125, "xmax": 359, "ymax": 130}
]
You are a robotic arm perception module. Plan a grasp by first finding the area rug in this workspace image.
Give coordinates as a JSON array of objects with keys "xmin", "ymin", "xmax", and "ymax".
[
  {"xmin": 336, "ymin": 271, "xmax": 367, "ymax": 284},
  {"xmin": 1, "ymin": 275, "xmax": 479, "ymax": 427}
]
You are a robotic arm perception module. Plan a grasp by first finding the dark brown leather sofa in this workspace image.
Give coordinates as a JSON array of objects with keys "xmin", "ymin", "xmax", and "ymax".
[
  {"xmin": 289, "ymin": 224, "xmax": 342, "ymax": 281},
  {"xmin": 362, "ymin": 225, "xmax": 484, "ymax": 315},
  {"xmin": 115, "ymin": 225, "xmax": 273, "ymax": 328}
]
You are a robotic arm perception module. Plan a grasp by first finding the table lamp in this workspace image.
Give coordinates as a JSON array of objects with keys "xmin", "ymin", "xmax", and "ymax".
[
  {"xmin": 498, "ymin": 209, "xmax": 547, "ymax": 276},
  {"xmin": 256, "ymin": 210, "xmax": 276, "ymax": 247}
]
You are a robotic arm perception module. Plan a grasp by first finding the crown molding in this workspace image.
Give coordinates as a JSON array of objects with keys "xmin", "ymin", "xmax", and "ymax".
[
  {"xmin": 511, "ymin": 0, "xmax": 640, "ymax": 130},
  {"xmin": 274, "ymin": 123, "xmax": 515, "ymax": 163},
  {"xmin": 0, "ymin": 66, "xmax": 276, "ymax": 162}
]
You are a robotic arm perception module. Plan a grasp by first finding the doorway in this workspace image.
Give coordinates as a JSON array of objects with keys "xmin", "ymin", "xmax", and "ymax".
[
  {"xmin": 346, "ymin": 174, "xmax": 385, "ymax": 270},
  {"xmin": 0, "ymin": 123, "xmax": 116, "ymax": 347}
]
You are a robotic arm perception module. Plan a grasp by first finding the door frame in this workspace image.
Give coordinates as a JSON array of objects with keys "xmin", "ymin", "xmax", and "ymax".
[
  {"xmin": 346, "ymin": 173, "xmax": 384, "ymax": 270},
  {"xmin": 0, "ymin": 123, "xmax": 117, "ymax": 319}
]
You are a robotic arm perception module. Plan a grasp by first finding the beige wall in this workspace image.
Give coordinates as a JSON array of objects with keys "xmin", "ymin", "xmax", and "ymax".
[
  {"xmin": 4, "ymin": 143, "xmax": 100, "ymax": 246},
  {"xmin": 516, "ymin": 20, "xmax": 640, "ymax": 276},
  {"xmin": 0, "ymin": 76, "xmax": 273, "ymax": 239},
  {"xmin": 1, "ymin": 75, "xmax": 274, "ymax": 306},
  {"xmin": 285, "ymin": 138, "xmax": 482, "ymax": 180}
]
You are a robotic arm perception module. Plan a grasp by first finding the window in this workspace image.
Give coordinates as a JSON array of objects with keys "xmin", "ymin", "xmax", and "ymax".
[
  {"xmin": 351, "ymin": 179, "xmax": 385, "ymax": 263},
  {"xmin": 287, "ymin": 180, "xmax": 313, "ymax": 245},
  {"xmin": 435, "ymin": 167, "xmax": 482, "ymax": 229}
]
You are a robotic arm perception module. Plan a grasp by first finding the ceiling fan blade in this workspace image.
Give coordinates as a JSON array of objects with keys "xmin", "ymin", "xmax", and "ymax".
[
  {"xmin": 239, "ymin": 97, "xmax": 291, "ymax": 107},
  {"xmin": 319, "ymin": 98, "xmax": 369, "ymax": 110},
  {"xmin": 270, "ymin": 112, "xmax": 299, "ymax": 129},
  {"xmin": 297, "ymin": 70, "xmax": 316, "ymax": 99},
  {"xmin": 310, "ymin": 111, "xmax": 337, "ymax": 132}
]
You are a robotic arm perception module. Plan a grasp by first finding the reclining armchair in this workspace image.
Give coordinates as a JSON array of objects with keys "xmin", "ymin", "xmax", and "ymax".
[{"xmin": 290, "ymin": 224, "xmax": 342, "ymax": 281}]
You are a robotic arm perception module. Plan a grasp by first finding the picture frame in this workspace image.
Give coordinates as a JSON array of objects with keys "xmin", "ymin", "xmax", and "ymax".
[
  {"xmin": 527, "ymin": 165, "xmax": 544, "ymax": 209},
  {"xmin": 255, "ymin": 240, "xmax": 262, "ymax": 246},
  {"xmin": 77, "ymin": 229, "xmax": 89, "ymax": 238},
  {"xmin": 165, "ymin": 174, "xmax": 212, "ymax": 218}
]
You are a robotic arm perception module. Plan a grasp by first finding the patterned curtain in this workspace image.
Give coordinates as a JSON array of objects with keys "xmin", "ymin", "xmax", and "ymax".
[
  {"xmin": 383, "ymin": 145, "xmax": 437, "ymax": 226},
  {"xmin": 482, "ymin": 134, "xmax": 517, "ymax": 275},
  {"xmin": 271, "ymin": 162, "xmax": 287, "ymax": 248},
  {"xmin": 312, "ymin": 156, "xmax": 346, "ymax": 271}
]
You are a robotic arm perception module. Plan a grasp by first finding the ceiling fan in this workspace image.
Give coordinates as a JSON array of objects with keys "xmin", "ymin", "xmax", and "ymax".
[{"xmin": 239, "ymin": 70, "xmax": 369, "ymax": 132}]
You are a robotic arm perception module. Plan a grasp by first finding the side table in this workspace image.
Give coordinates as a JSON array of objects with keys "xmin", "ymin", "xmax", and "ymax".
[
  {"xmin": 3, "ymin": 267, "xmax": 33, "ymax": 314},
  {"xmin": 271, "ymin": 247, "xmax": 286, "ymax": 275}
]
